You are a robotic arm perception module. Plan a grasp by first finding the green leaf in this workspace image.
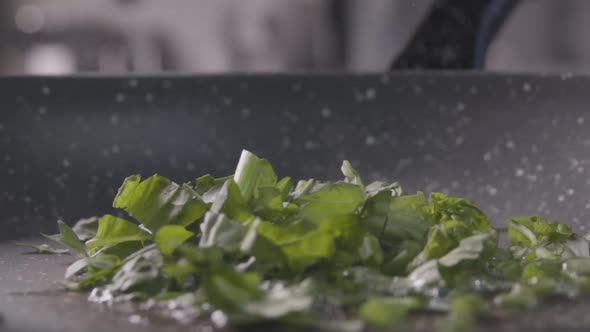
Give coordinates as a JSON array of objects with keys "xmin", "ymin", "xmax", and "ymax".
[
  {"xmin": 199, "ymin": 212, "xmax": 285, "ymax": 266},
  {"xmin": 438, "ymin": 229, "xmax": 497, "ymax": 268},
  {"xmin": 210, "ymin": 179, "xmax": 254, "ymax": 223},
  {"xmin": 358, "ymin": 234, "xmax": 384, "ymax": 266},
  {"xmin": 203, "ymin": 267, "xmax": 262, "ymax": 312},
  {"xmin": 362, "ymin": 192, "xmax": 428, "ymax": 244},
  {"xmin": 15, "ymin": 243, "xmax": 69, "ymax": 255},
  {"xmin": 71, "ymin": 217, "xmax": 99, "ymax": 241},
  {"xmin": 508, "ymin": 219, "xmax": 538, "ymax": 247},
  {"xmin": 233, "ymin": 150, "xmax": 277, "ymax": 201},
  {"xmin": 43, "ymin": 220, "xmax": 88, "ymax": 257},
  {"xmin": 86, "ymin": 215, "xmax": 151, "ymax": 250},
  {"xmin": 155, "ymin": 225, "xmax": 194, "ymax": 255},
  {"xmin": 423, "ymin": 193, "xmax": 491, "ymax": 231},
  {"xmin": 494, "ymin": 284, "xmax": 538, "ymax": 309},
  {"xmin": 113, "ymin": 175, "xmax": 209, "ymax": 232},
  {"xmin": 360, "ymin": 297, "xmax": 421, "ymax": 328},
  {"xmin": 440, "ymin": 293, "xmax": 486, "ymax": 332},
  {"xmin": 341, "ymin": 160, "xmax": 363, "ymax": 187},
  {"xmin": 295, "ymin": 182, "xmax": 366, "ymax": 223},
  {"xmin": 194, "ymin": 174, "xmax": 233, "ymax": 196}
]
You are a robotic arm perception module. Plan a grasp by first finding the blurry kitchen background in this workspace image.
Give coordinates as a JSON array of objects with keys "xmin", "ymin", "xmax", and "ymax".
[{"xmin": 0, "ymin": 0, "xmax": 589, "ymax": 75}]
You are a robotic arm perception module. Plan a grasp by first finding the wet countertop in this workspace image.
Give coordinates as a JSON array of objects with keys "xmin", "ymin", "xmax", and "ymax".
[{"xmin": 3, "ymin": 240, "xmax": 590, "ymax": 332}]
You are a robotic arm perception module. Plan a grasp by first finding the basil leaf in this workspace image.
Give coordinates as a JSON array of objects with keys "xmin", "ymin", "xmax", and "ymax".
[{"xmin": 43, "ymin": 220, "xmax": 88, "ymax": 257}]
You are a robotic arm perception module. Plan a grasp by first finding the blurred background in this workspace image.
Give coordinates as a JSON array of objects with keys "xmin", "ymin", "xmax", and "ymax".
[{"xmin": 1, "ymin": 0, "xmax": 590, "ymax": 75}]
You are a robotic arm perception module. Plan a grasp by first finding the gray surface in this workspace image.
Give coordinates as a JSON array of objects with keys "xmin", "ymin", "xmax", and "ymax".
[
  {"xmin": 0, "ymin": 240, "xmax": 219, "ymax": 332},
  {"xmin": 4, "ymin": 240, "xmax": 590, "ymax": 332}
]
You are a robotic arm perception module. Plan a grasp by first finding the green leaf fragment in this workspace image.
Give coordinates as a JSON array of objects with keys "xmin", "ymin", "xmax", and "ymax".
[
  {"xmin": 43, "ymin": 220, "xmax": 88, "ymax": 257},
  {"xmin": 113, "ymin": 175, "xmax": 209, "ymax": 232},
  {"xmin": 86, "ymin": 215, "xmax": 151, "ymax": 250},
  {"xmin": 15, "ymin": 242, "xmax": 69, "ymax": 255},
  {"xmin": 360, "ymin": 296, "xmax": 421, "ymax": 328},
  {"xmin": 155, "ymin": 225, "xmax": 194, "ymax": 255}
]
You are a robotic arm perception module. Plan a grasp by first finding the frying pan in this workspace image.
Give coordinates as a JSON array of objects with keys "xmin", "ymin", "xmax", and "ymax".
[{"xmin": 2, "ymin": 73, "xmax": 590, "ymax": 331}]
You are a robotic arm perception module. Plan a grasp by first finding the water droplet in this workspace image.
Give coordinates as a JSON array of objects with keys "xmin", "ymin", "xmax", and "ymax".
[
  {"xmin": 515, "ymin": 168, "xmax": 525, "ymax": 177},
  {"xmin": 486, "ymin": 186, "xmax": 498, "ymax": 196},
  {"xmin": 506, "ymin": 140, "xmax": 516, "ymax": 149},
  {"xmin": 62, "ymin": 159, "xmax": 71, "ymax": 168},
  {"xmin": 186, "ymin": 162, "xmax": 195, "ymax": 171},
  {"xmin": 365, "ymin": 135, "xmax": 376, "ymax": 146},
  {"xmin": 128, "ymin": 79, "xmax": 139, "ymax": 88},
  {"xmin": 162, "ymin": 80, "xmax": 172, "ymax": 89},
  {"xmin": 522, "ymin": 82, "xmax": 532, "ymax": 92},
  {"xmin": 304, "ymin": 140, "xmax": 317, "ymax": 150},
  {"xmin": 320, "ymin": 108, "xmax": 332, "ymax": 118},
  {"xmin": 110, "ymin": 114, "xmax": 119, "ymax": 125},
  {"xmin": 455, "ymin": 136, "xmax": 464, "ymax": 145},
  {"xmin": 557, "ymin": 195, "xmax": 565, "ymax": 202},
  {"xmin": 38, "ymin": 107, "xmax": 47, "ymax": 115},
  {"xmin": 111, "ymin": 145, "xmax": 120, "ymax": 153},
  {"xmin": 456, "ymin": 102, "xmax": 465, "ymax": 111},
  {"xmin": 567, "ymin": 188, "xmax": 575, "ymax": 196},
  {"xmin": 469, "ymin": 86, "xmax": 478, "ymax": 95},
  {"xmin": 365, "ymin": 88, "xmax": 376, "ymax": 100},
  {"xmin": 211, "ymin": 310, "xmax": 228, "ymax": 327},
  {"xmin": 222, "ymin": 97, "xmax": 232, "ymax": 106},
  {"xmin": 240, "ymin": 108, "xmax": 251, "ymax": 118},
  {"xmin": 578, "ymin": 117, "xmax": 585, "ymax": 125},
  {"xmin": 380, "ymin": 75, "xmax": 390, "ymax": 84},
  {"xmin": 536, "ymin": 164, "xmax": 544, "ymax": 172},
  {"xmin": 145, "ymin": 94, "xmax": 154, "ymax": 102},
  {"xmin": 144, "ymin": 148, "xmax": 153, "ymax": 157},
  {"xmin": 483, "ymin": 152, "xmax": 492, "ymax": 161},
  {"xmin": 115, "ymin": 93, "xmax": 125, "ymax": 103},
  {"xmin": 41, "ymin": 86, "xmax": 51, "ymax": 95}
]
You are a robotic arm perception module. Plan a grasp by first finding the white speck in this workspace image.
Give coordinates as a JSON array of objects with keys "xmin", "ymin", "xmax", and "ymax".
[
  {"xmin": 211, "ymin": 310, "xmax": 228, "ymax": 327},
  {"xmin": 515, "ymin": 168, "xmax": 525, "ymax": 177},
  {"xmin": 557, "ymin": 195, "xmax": 565, "ymax": 202},
  {"xmin": 0, "ymin": 123, "xmax": 3, "ymax": 130},
  {"xmin": 110, "ymin": 114, "xmax": 119, "ymax": 125},
  {"xmin": 145, "ymin": 94, "xmax": 154, "ymax": 102},
  {"xmin": 451, "ymin": 180, "xmax": 460, "ymax": 189},
  {"xmin": 413, "ymin": 85, "xmax": 423, "ymax": 94},
  {"xmin": 62, "ymin": 159, "xmax": 71, "ymax": 168},
  {"xmin": 281, "ymin": 136, "xmax": 291, "ymax": 148},
  {"xmin": 144, "ymin": 148, "xmax": 153, "ymax": 157},
  {"xmin": 380, "ymin": 75, "xmax": 390, "ymax": 84},
  {"xmin": 111, "ymin": 145, "xmax": 120, "ymax": 153},
  {"xmin": 128, "ymin": 314, "xmax": 146, "ymax": 325},
  {"xmin": 424, "ymin": 153, "xmax": 433, "ymax": 162},
  {"xmin": 240, "ymin": 108, "xmax": 251, "ymax": 118},
  {"xmin": 320, "ymin": 108, "xmax": 332, "ymax": 118},
  {"xmin": 455, "ymin": 135, "xmax": 464, "ymax": 145},
  {"xmin": 536, "ymin": 164, "xmax": 544, "ymax": 172},
  {"xmin": 222, "ymin": 97, "xmax": 232, "ymax": 106},
  {"xmin": 506, "ymin": 140, "xmax": 516, "ymax": 149},
  {"xmin": 41, "ymin": 86, "xmax": 51, "ymax": 95},
  {"xmin": 522, "ymin": 82, "xmax": 532, "ymax": 92},
  {"xmin": 446, "ymin": 126, "xmax": 455, "ymax": 134},
  {"xmin": 38, "ymin": 107, "xmax": 47, "ymax": 115},
  {"xmin": 561, "ymin": 73, "xmax": 574, "ymax": 80},
  {"xmin": 567, "ymin": 188, "xmax": 575, "ymax": 196},
  {"xmin": 456, "ymin": 102, "xmax": 465, "ymax": 111},
  {"xmin": 128, "ymin": 79, "xmax": 138, "ymax": 87},
  {"xmin": 304, "ymin": 140, "xmax": 317, "ymax": 150},
  {"xmin": 577, "ymin": 167, "xmax": 584, "ymax": 173},
  {"xmin": 291, "ymin": 83, "xmax": 302, "ymax": 92},
  {"xmin": 585, "ymin": 203, "xmax": 590, "ymax": 209},
  {"xmin": 365, "ymin": 135, "xmax": 376, "ymax": 146},
  {"xmin": 483, "ymin": 152, "xmax": 492, "ymax": 161},
  {"xmin": 162, "ymin": 80, "xmax": 172, "ymax": 89},
  {"xmin": 469, "ymin": 86, "xmax": 478, "ymax": 95},
  {"xmin": 115, "ymin": 93, "xmax": 125, "ymax": 103},
  {"xmin": 578, "ymin": 117, "xmax": 585, "ymax": 125},
  {"xmin": 486, "ymin": 185, "xmax": 498, "ymax": 196},
  {"xmin": 526, "ymin": 174, "xmax": 537, "ymax": 182},
  {"xmin": 365, "ymin": 88, "xmax": 377, "ymax": 100},
  {"xmin": 417, "ymin": 138, "xmax": 426, "ymax": 146},
  {"xmin": 186, "ymin": 162, "xmax": 195, "ymax": 171}
]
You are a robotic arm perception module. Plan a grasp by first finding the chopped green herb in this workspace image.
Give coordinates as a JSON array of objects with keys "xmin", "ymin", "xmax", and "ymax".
[
  {"xmin": 35, "ymin": 150, "xmax": 590, "ymax": 331},
  {"xmin": 15, "ymin": 242, "xmax": 69, "ymax": 255}
]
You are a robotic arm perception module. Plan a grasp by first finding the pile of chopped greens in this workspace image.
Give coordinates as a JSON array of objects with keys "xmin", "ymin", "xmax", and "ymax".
[{"xmin": 41, "ymin": 150, "xmax": 590, "ymax": 331}]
